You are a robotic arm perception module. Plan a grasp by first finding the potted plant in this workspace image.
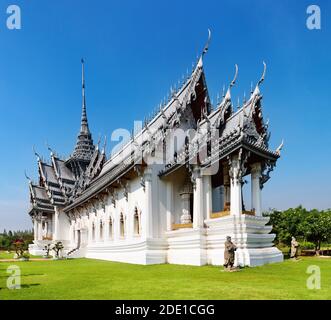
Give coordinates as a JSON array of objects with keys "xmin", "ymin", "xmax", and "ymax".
[
  {"xmin": 19, "ymin": 252, "xmax": 30, "ymax": 261},
  {"xmin": 43, "ymin": 244, "xmax": 52, "ymax": 258},
  {"xmin": 52, "ymin": 241, "xmax": 64, "ymax": 260}
]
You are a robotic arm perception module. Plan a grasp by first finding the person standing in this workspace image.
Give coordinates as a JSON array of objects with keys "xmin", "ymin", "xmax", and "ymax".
[
  {"xmin": 290, "ymin": 237, "xmax": 299, "ymax": 259},
  {"xmin": 224, "ymin": 236, "xmax": 237, "ymax": 271}
]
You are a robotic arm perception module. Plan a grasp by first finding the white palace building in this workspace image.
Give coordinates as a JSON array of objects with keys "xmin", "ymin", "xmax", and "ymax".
[{"xmin": 27, "ymin": 35, "xmax": 284, "ymax": 267}]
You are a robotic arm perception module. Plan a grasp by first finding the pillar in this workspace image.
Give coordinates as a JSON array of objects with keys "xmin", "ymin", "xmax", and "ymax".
[
  {"xmin": 37, "ymin": 220, "xmax": 43, "ymax": 240},
  {"xmin": 44, "ymin": 221, "xmax": 48, "ymax": 238},
  {"xmin": 193, "ymin": 167, "xmax": 204, "ymax": 228},
  {"xmin": 142, "ymin": 167, "xmax": 153, "ymax": 238},
  {"xmin": 166, "ymin": 181, "xmax": 173, "ymax": 231},
  {"xmin": 33, "ymin": 218, "xmax": 38, "ymax": 240},
  {"xmin": 69, "ymin": 221, "xmax": 75, "ymax": 244},
  {"xmin": 88, "ymin": 217, "xmax": 93, "ymax": 243},
  {"xmin": 95, "ymin": 218, "xmax": 101, "ymax": 242},
  {"xmin": 54, "ymin": 211, "xmax": 60, "ymax": 240},
  {"xmin": 204, "ymin": 174, "xmax": 212, "ymax": 219},
  {"xmin": 104, "ymin": 215, "xmax": 110, "ymax": 242},
  {"xmin": 230, "ymin": 156, "xmax": 242, "ymax": 216},
  {"xmin": 251, "ymin": 163, "xmax": 262, "ymax": 216}
]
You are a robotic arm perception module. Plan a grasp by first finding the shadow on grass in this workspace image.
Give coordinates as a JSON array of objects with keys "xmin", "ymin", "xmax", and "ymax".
[
  {"xmin": 0, "ymin": 283, "xmax": 41, "ymax": 290},
  {"xmin": 21, "ymin": 283, "xmax": 41, "ymax": 288},
  {"xmin": 0, "ymin": 273, "xmax": 45, "ymax": 279}
]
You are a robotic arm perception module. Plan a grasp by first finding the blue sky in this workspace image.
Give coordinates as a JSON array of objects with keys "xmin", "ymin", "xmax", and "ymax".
[{"xmin": 0, "ymin": 0, "xmax": 330, "ymax": 230}]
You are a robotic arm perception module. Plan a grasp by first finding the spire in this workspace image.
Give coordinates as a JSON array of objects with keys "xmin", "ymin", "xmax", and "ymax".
[
  {"xmin": 71, "ymin": 59, "xmax": 95, "ymax": 162},
  {"xmin": 80, "ymin": 58, "xmax": 90, "ymax": 135}
]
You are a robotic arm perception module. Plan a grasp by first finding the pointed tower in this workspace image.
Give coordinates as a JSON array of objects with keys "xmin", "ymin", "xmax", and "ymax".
[
  {"xmin": 66, "ymin": 59, "xmax": 95, "ymax": 177},
  {"xmin": 72, "ymin": 59, "xmax": 95, "ymax": 160}
]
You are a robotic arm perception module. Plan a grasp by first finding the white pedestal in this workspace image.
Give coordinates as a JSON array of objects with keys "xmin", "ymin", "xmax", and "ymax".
[
  {"xmin": 205, "ymin": 215, "xmax": 283, "ymax": 267},
  {"xmin": 166, "ymin": 228, "xmax": 207, "ymax": 266},
  {"xmin": 85, "ymin": 238, "xmax": 167, "ymax": 265}
]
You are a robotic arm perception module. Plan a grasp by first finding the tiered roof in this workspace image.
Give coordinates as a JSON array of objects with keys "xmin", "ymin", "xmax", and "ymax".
[
  {"xmin": 28, "ymin": 60, "xmax": 105, "ymax": 217},
  {"xmin": 28, "ymin": 31, "xmax": 283, "ymax": 216}
]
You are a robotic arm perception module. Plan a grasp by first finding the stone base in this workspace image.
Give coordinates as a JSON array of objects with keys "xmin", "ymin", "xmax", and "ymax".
[
  {"xmin": 29, "ymin": 215, "xmax": 283, "ymax": 268},
  {"xmin": 85, "ymin": 238, "xmax": 167, "ymax": 265},
  {"xmin": 205, "ymin": 215, "xmax": 283, "ymax": 267},
  {"xmin": 166, "ymin": 228, "xmax": 207, "ymax": 266}
]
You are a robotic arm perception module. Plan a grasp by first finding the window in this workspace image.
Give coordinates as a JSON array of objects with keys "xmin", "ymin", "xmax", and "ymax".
[
  {"xmin": 100, "ymin": 220, "xmax": 103, "ymax": 240},
  {"xmin": 109, "ymin": 218, "xmax": 113, "ymax": 240},
  {"xmin": 92, "ymin": 223, "xmax": 95, "ymax": 241},
  {"xmin": 120, "ymin": 213, "xmax": 125, "ymax": 238},
  {"xmin": 134, "ymin": 208, "xmax": 140, "ymax": 236}
]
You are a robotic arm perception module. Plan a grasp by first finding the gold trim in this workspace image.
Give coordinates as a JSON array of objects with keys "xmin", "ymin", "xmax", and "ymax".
[
  {"xmin": 243, "ymin": 210, "xmax": 255, "ymax": 216},
  {"xmin": 210, "ymin": 211, "xmax": 231, "ymax": 219},
  {"xmin": 172, "ymin": 223, "xmax": 193, "ymax": 230}
]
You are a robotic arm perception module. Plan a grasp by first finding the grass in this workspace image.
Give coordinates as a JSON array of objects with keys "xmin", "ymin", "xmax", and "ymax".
[
  {"xmin": 0, "ymin": 251, "xmax": 41, "ymax": 260},
  {"xmin": 0, "ymin": 257, "xmax": 330, "ymax": 300}
]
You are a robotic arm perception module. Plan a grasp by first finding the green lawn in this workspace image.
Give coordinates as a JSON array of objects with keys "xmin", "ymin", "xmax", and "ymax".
[
  {"xmin": 0, "ymin": 251, "xmax": 15, "ymax": 260},
  {"xmin": 0, "ymin": 251, "xmax": 42, "ymax": 260},
  {"xmin": 0, "ymin": 257, "xmax": 330, "ymax": 300}
]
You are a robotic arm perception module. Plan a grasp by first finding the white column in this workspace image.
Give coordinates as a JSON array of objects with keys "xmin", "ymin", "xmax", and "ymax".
[
  {"xmin": 251, "ymin": 163, "xmax": 262, "ymax": 216},
  {"xmin": 69, "ymin": 221, "xmax": 74, "ymax": 244},
  {"xmin": 230, "ymin": 156, "xmax": 242, "ymax": 216},
  {"xmin": 95, "ymin": 217, "xmax": 101, "ymax": 242},
  {"xmin": 88, "ymin": 217, "xmax": 93, "ymax": 243},
  {"xmin": 47, "ymin": 219, "xmax": 52, "ymax": 238},
  {"xmin": 114, "ymin": 209, "xmax": 121, "ymax": 240},
  {"xmin": 33, "ymin": 218, "xmax": 38, "ymax": 240},
  {"xmin": 143, "ymin": 167, "xmax": 153, "ymax": 238},
  {"xmin": 37, "ymin": 220, "xmax": 43, "ymax": 240},
  {"xmin": 204, "ymin": 174, "xmax": 212, "ymax": 219},
  {"xmin": 193, "ymin": 167, "xmax": 204, "ymax": 228},
  {"xmin": 104, "ymin": 215, "xmax": 110, "ymax": 242},
  {"xmin": 54, "ymin": 211, "xmax": 60, "ymax": 240},
  {"xmin": 166, "ymin": 181, "xmax": 173, "ymax": 231}
]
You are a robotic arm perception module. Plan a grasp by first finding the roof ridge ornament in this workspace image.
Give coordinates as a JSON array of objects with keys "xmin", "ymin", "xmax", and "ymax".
[
  {"xmin": 46, "ymin": 142, "xmax": 54, "ymax": 157},
  {"xmin": 276, "ymin": 139, "xmax": 284, "ymax": 156},
  {"xmin": 202, "ymin": 28, "xmax": 212, "ymax": 57},
  {"xmin": 196, "ymin": 29, "xmax": 212, "ymax": 68},
  {"xmin": 32, "ymin": 146, "xmax": 41, "ymax": 161},
  {"xmin": 252, "ymin": 61, "xmax": 267, "ymax": 97},
  {"xmin": 223, "ymin": 64, "xmax": 238, "ymax": 102},
  {"xmin": 230, "ymin": 64, "xmax": 239, "ymax": 89},
  {"xmin": 258, "ymin": 61, "xmax": 267, "ymax": 86},
  {"xmin": 24, "ymin": 170, "xmax": 32, "ymax": 184}
]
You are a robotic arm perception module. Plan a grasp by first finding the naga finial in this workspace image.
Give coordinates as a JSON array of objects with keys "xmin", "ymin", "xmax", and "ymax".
[
  {"xmin": 24, "ymin": 170, "xmax": 32, "ymax": 183},
  {"xmin": 276, "ymin": 139, "xmax": 284, "ymax": 156},
  {"xmin": 230, "ymin": 64, "xmax": 239, "ymax": 89},
  {"xmin": 202, "ymin": 28, "xmax": 212, "ymax": 56},
  {"xmin": 258, "ymin": 61, "xmax": 267, "ymax": 86},
  {"xmin": 32, "ymin": 146, "xmax": 41, "ymax": 161},
  {"xmin": 45, "ymin": 142, "xmax": 54, "ymax": 156}
]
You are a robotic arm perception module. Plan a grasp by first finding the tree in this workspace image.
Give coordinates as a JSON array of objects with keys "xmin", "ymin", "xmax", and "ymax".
[
  {"xmin": 12, "ymin": 239, "xmax": 26, "ymax": 258},
  {"xmin": 299, "ymin": 210, "xmax": 331, "ymax": 251},
  {"xmin": 265, "ymin": 206, "xmax": 308, "ymax": 245}
]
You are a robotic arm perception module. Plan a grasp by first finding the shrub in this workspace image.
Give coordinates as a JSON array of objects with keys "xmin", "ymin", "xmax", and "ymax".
[{"xmin": 300, "ymin": 241, "xmax": 315, "ymax": 250}]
